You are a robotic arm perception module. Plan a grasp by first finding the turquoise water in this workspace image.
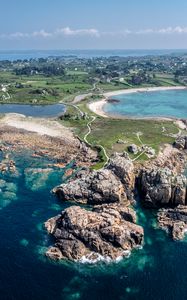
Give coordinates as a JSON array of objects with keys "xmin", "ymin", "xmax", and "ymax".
[
  {"xmin": 0, "ymin": 103, "xmax": 65, "ymax": 117},
  {"xmin": 104, "ymin": 89, "xmax": 187, "ymax": 119},
  {"xmin": 1, "ymin": 149, "xmax": 187, "ymax": 299}
]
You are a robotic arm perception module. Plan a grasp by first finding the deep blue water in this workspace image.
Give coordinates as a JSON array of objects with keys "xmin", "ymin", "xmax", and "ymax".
[
  {"xmin": 0, "ymin": 49, "xmax": 187, "ymax": 60},
  {"xmin": 104, "ymin": 89, "xmax": 187, "ymax": 119},
  {"xmin": 0, "ymin": 103, "xmax": 65, "ymax": 117},
  {"xmin": 0, "ymin": 150, "xmax": 187, "ymax": 299}
]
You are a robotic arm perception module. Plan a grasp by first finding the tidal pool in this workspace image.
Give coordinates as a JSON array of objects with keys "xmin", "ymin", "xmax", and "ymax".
[{"xmin": 104, "ymin": 89, "xmax": 187, "ymax": 119}]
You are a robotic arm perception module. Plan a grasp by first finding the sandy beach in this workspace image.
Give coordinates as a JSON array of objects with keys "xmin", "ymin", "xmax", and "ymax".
[
  {"xmin": 88, "ymin": 86, "xmax": 186, "ymax": 118},
  {"xmin": 0, "ymin": 113, "xmax": 76, "ymax": 142}
]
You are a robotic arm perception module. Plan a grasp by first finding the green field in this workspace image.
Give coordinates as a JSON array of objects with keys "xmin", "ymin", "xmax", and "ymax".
[
  {"xmin": 60, "ymin": 102, "xmax": 180, "ymax": 167},
  {"xmin": 0, "ymin": 71, "xmax": 92, "ymax": 104}
]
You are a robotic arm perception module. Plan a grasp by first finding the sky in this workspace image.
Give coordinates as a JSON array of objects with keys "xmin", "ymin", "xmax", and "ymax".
[{"xmin": 1, "ymin": 0, "xmax": 187, "ymax": 50}]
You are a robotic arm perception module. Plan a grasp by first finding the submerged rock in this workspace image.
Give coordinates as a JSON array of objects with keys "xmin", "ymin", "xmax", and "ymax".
[
  {"xmin": 45, "ymin": 204, "xmax": 144, "ymax": 262},
  {"xmin": 53, "ymin": 168, "xmax": 127, "ymax": 205},
  {"xmin": 158, "ymin": 205, "xmax": 187, "ymax": 240},
  {"xmin": 139, "ymin": 167, "xmax": 187, "ymax": 207},
  {"xmin": 24, "ymin": 168, "xmax": 54, "ymax": 191}
]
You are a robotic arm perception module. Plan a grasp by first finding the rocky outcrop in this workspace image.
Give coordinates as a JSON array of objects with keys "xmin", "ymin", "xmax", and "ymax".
[
  {"xmin": 139, "ymin": 167, "xmax": 187, "ymax": 207},
  {"xmin": 53, "ymin": 168, "xmax": 126, "ymax": 205},
  {"xmin": 158, "ymin": 205, "xmax": 187, "ymax": 240},
  {"xmin": 53, "ymin": 153, "xmax": 136, "ymax": 205},
  {"xmin": 143, "ymin": 144, "xmax": 186, "ymax": 174},
  {"xmin": 173, "ymin": 136, "xmax": 187, "ymax": 150},
  {"xmin": 128, "ymin": 144, "xmax": 139, "ymax": 154},
  {"xmin": 107, "ymin": 152, "xmax": 135, "ymax": 196},
  {"xmin": 45, "ymin": 204, "xmax": 144, "ymax": 262}
]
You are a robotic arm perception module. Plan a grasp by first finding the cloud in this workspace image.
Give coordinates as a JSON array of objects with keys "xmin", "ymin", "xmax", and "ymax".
[
  {"xmin": 1, "ymin": 26, "xmax": 187, "ymax": 40},
  {"xmin": 0, "ymin": 27, "xmax": 100, "ymax": 39},
  {"xmin": 32, "ymin": 30, "xmax": 52, "ymax": 38},
  {"xmin": 55, "ymin": 27, "xmax": 100, "ymax": 37},
  {"xmin": 136, "ymin": 26, "xmax": 187, "ymax": 35},
  {"xmin": 104, "ymin": 26, "xmax": 187, "ymax": 36}
]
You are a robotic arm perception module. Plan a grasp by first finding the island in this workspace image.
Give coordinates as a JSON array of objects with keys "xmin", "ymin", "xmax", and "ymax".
[{"xmin": 0, "ymin": 52, "xmax": 186, "ymax": 263}]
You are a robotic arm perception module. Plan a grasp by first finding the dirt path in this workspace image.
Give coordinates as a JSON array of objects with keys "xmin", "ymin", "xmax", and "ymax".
[{"xmin": 83, "ymin": 115, "xmax": 109, "ymax": 167}]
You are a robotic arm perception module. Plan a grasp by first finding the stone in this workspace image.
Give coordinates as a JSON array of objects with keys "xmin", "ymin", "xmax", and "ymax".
[
  {"xmin": 53, "ymin": 168, "xmax": 127, "ymax": 205},
  {"xmin": 44, "ymin": 204, "xmax": 144, "ymax": 262},
  {"xmin": 173, "ymin": 136, "xmax": 187, "ymax": 150},
  {"xmin": 46, "ymin": 247, "xmax": 64, "ymax": 260},
  {"xmin": 158, "ymin": 205, "xmax": 187, "ymax": 240},
  {"xmin": 139, "ymin": 167, "xmax": 186, "ymax": 207},
  {"xmin": 108, "ymin": 152, "xmax": 135, "ymax": 196},
  {"xmin": 128, "ymin": 144, "xmax": 139, "ymax": 154}
]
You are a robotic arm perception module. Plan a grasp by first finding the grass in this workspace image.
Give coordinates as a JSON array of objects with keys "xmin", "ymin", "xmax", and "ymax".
[
  {"xmin": 66, "ymin": 70, "xmax": 88, "ymax": 75},
  {"xmin": 0, "ymin": 71, "xmax": 92, "ymax": 104},
  {"xmin": 86, "ymin": 118, "xmax": 178, "ymax": 158},
  {"xmin": 60, "ymin": 102, "xmax": 180, "ymax": 165}
]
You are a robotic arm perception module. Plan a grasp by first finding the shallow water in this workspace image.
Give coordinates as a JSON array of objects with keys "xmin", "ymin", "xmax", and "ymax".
[
  {"xmin": 0, "ymin": 103, "xmax": 65, "ymax": 118},
  {"xmin": 0, "ymin": 150, "xmax": 187, "ymax": 299},
  {"xmin": 104, "ymin": 89, "xmax": 187, "ymax": 119}
]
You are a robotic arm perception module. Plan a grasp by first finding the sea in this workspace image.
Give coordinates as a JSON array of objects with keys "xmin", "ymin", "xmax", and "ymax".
[
  {"xmin": 0, "ymin": 49, "xmax": 187, "ymax": 61},
  {"xmin": 0, "ymin": 149, "xmax": 187, "ymax": 300},
  {"xmin": 104, "ymin": 89, "xmax": 187, "ymax": 119}
]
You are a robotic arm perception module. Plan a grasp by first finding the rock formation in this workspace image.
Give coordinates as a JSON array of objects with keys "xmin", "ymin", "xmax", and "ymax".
[
  {"xmin": 173, "ymin": 136, "xmax": 187, "ymax": 150},
  {"xmin": 53, "ymin": 153, "xmax": 136, "ymax": 205},
  {"xmin": 158, "ymin": 205, "xmax": 187, "ymax": 240},
  {"xmin": 45, "ymin": 204, "xmax": 144, "ymax": 262},
  {"xmin": 139, "ymin": 167, "xmax": 187, "ymax": 207},
  {"xmin": 107, "ymin": 152, "xmax": 135, "ymax": 193},
  {"xmin": 53, "ymin": 168, "xmax": 126, "ymax": 205},
  {"xmin": 128, "ymin": 144, "xmax": 139, "ymax": 154}
]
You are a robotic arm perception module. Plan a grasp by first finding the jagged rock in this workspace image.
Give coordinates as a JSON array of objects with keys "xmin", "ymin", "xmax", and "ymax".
[
  {"xmin": 44, "ymin": 204, "xmax": 144, "ymax": 262},
  {"xmin": 158, "ymin": 205, "xmax": 187, "ymax": 240},
  {"xmin": 53, "ymin": 168, "xmax": 126, "ymax": 205},
  {"xmin": 128, "ymin": 144, "xmax": 139, "ymax": 154},
  {"xmin": 46, "ymin": 247, "xmax": 64, "ymax": 260},
  {"xmin": 139, "ymin": 167, "xmax": 187, "ymax": 207},
  {"xmin": 174, "ymin": 136, "xmax": 187, "ymax": 150},
  {"xmin": 108, "ymin": 152, "xmax": 135, "ymax": 197}
]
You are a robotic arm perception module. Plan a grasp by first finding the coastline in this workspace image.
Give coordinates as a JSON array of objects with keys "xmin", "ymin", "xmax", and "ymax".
[{"xmin": 88, "ymin": 86, "xmax": 186, "ymax": 119}]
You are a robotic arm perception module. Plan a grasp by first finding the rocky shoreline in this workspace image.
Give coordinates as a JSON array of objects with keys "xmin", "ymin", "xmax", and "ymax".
[
  {"xmin": 45, "ymin": 136, "xmax": 187, "ymax": 262},
  {"xmin": 0, "ymin": 124, "xmax": 98, "ymax": 168}
]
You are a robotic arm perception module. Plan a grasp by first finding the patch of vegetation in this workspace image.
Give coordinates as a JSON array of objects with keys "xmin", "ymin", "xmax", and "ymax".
[{"xmin": 60, "ymin": 103, "xmax": 179, "ymax": 164}]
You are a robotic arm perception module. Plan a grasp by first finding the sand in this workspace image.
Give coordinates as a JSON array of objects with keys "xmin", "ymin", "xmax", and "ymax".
[{"xmin": 0, "ymin": 113, "xmax": 75, "ymax": 142}]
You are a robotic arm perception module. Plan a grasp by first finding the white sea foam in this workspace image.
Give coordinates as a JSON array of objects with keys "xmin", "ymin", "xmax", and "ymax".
[{"xmin": 79, "ymin": 250, "xmax": 131, "ymax": 264}]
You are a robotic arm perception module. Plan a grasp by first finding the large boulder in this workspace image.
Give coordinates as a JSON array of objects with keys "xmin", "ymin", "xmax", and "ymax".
[
  {"xmin": 128, "ymin": 144, "xmax": 139, "ymax": 154},
  {"xmin": 45, "ymin": 204, "xmax": 144, "ymax": 262},
  {"xmin": 108, "ymin": 152, "xmax": 135, "ymax": 196},
  {"xmin": 158, "ymin": 205, "xmax": 187, "ymax": 240},
  {"xmin": 53, "ymin": 168, "xmax": 126, "ymax": 205},
  {"xmin": 139, "ymin": 168, "xmax": 187, "ymax": 207},
  {"xmin": 173, "ymin": 136, "xmax": 187, "ymax": 150}
]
